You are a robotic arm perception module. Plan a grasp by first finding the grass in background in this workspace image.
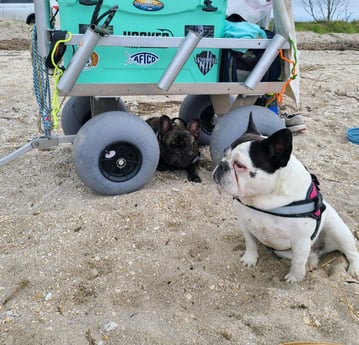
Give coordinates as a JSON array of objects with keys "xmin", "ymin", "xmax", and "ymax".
[{"xmin": 295, "ymin": 20, "xmax": 359, "ymax": 33}]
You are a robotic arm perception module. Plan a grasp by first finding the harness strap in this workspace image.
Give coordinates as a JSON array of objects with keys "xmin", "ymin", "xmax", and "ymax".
[{"xmin": 234, "ymin": 174, "xmax": 326, "ymax": 241}]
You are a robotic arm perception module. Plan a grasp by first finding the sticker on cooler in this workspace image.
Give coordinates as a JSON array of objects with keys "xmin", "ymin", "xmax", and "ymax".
[
  {"xmin": 126, "ymin": 51, "xmax": 160, "ymax": 66},
  {"xmin": 122, "ymin": 29, "xmax": 174, "ymax": 37},
  {"xmin": 184, "ymin": 25, "xmax": 217, "ymax": 76},
  {"xmin": 195, "ymin": 51, "xmax": 217, "ymax": 75},
  {"xmin": 133, "ymin": 0, "xmax": 164, "ymax": 11},
  {"xmin": 82, "ymin": 52, "xmax": 99, "ymax": 71},
  {"xmin": 185, "ymin": 25, "xmax": 215, "ymax": 38}
]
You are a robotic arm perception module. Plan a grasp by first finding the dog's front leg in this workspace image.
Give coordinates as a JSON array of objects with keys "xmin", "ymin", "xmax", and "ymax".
[
  {"xmin": 186, "ymin": 163, "xmax": 201, "ymax": 183},
  {"xmin": 285, "ymin": 241, "xmax": 311, "ymax": 283},
  {"xmin": 240, "ymin": 229, "xmax": 259, "ymax": 266}
]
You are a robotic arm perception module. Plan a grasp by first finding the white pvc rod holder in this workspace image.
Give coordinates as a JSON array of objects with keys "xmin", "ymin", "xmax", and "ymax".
[
  {"xmin": 157, "ymin": 30, "xmax": 201, "ymax": 91},
  {"xmin": 57, "ymin": 25, "xmax": 102, "ymax": 95},
  {"xmin": 244, "ymin": 33, "xmax": 287, "ymax": 90},
  {"xmin": 34, "ymin": 0, "xmax": 51, "ymax": 57}
]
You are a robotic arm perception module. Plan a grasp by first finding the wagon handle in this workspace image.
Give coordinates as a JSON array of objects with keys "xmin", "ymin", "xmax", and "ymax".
[
  {"xmin": 0, "ymin": 136, "xmax": 76, "ymax": 167},
  {"xmin": 202, "ymin": 0, "xmax": 217, "ymax": 12}
]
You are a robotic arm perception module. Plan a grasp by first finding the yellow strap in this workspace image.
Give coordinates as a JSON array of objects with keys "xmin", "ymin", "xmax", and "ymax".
[{"xmin": 51, "ymin": 32, "xmax": 73, "ymax": 129}]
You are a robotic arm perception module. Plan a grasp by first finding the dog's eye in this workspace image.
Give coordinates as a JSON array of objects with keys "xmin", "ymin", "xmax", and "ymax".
[{"xmin": 234, "ymin": 160, "xmax": 247, "ymax": 171}]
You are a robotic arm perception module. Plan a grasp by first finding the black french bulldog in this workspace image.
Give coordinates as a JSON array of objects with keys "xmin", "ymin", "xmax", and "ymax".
[{"xmin": 146, "ymin": 115, "xmax": 201, "ymax": 182}]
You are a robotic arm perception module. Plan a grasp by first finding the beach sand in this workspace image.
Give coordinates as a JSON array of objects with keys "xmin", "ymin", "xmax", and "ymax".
[{"xmin": 0, "ymin": 20, "xmax": 358, "ymax": 344}]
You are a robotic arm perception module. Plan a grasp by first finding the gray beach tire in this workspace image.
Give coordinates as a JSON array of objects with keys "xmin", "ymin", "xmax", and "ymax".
[
  {"xmin": 210, "ymin": 105, "xmax": 285, "ymax": 166},
  {"xmin": 61, "ymin": 96, "xmax": 127, "ymax": 135},
  {"xmin": 179, "ymin": 95, "xmax": 216, "ymax": 146},
  {"xmin": 72, "ymin": 111, "xmax": 160, "ymax": 195}
]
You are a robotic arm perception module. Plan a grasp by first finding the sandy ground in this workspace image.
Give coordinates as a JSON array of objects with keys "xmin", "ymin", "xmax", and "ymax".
[{"xmin": 0, "ymin": 20, "xmax": 359, "ymax": 345}]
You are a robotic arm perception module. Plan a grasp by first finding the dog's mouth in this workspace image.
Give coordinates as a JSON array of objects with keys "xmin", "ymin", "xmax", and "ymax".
[
  {"xmin": 232, "ymin": 158, "xmax": 251, "ymax": 191},
  {"xmin": 214, "ymin": 158, "xmax": 251, "ymax": 197},
  {"xmin": 212, "ymin": 168, "xmax": 226, "ymax": 195}
]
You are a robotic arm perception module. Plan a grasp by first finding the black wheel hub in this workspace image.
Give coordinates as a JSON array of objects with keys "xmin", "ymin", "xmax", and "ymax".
[{"xmin": 99, "ymin": 142, "xmax": 142, "ymax": 182}]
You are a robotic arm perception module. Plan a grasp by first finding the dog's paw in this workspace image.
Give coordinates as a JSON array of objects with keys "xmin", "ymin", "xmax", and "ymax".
[
  {"xmin": 240, "ymin": 252, "xmax": 258, "ymax": 267},
  {"xmin": 347, "ymin": 261, "xmax": 359, "ymax": 279},
  {"xmin": 284, "ymin": 271, "xmax": 305, "ymax": 283},
  {"xmin": 188, "ymin": 174, "xmax": 201, "ymax": 183},
  {"xmin": 307, "ymin": 252, "xmax": 319, "ymax": 272}
]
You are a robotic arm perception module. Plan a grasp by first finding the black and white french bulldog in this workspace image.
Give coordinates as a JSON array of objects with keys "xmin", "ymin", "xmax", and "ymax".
[
  {"xmin": 213, "ymin": 114, "xmax": 359, "ymax": 282},
  {"xmin": 146, "ymin": 115, "xmax": 201, "ymax": 182}
]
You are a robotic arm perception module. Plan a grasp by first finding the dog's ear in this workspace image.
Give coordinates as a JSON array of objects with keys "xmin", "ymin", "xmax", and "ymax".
[
  {"xmin": 187, "ymin": 118, "xmax": 201, "ymax": 140},
  {"xmin": 246, "ymin": 112, "xmax": 261, "ymax": 135},
  {"xmin": 261, "ymin": 128, "xmax": 293, "ymax": 169},
  {"xmin": 159, "ymin": 115, "xmax": 173, "ymax": 135},
  {"xmin": 230, "ymin": 112, "xmax": 262, "ymax": 149}
]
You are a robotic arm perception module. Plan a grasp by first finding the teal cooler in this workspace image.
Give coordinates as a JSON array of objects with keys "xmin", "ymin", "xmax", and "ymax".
[{"xmin": 57, "ymin": 0, "xmax": 227, "ymax": 84}]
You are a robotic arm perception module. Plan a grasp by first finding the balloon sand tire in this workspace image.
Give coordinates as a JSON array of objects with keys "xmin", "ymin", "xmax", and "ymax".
[
  {"xmin": 210, "ymin": 105, "xmax": 285, "ymax": 166},
  {"xmin": 72, "ymin": 111, "xmax": 160, "ymax": 195},
  {"xmin": 179, "ymin": 95, "xmax": 216, "ymax": 146},
  {"xmin": 61, "ymin": 96, "xmax": 127, "ymax": 135}
]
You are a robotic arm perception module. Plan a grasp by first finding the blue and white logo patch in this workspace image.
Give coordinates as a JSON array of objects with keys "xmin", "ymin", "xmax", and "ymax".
[
  {"xmin": 133, "ymin": 0, "xmax": 164, "ymax": 11},
  {"xmin": 126, "ymin": 51, "xmax": 160, "ymax": 66},
  {"xmin": 194, "ymin": 51, "xmax": 217, "ymax": 75}
]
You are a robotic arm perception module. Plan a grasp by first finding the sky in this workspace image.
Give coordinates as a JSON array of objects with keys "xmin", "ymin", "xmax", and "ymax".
[{"xmin": 291, "ymin": 0, "xmax": 359, "ymax": 21}]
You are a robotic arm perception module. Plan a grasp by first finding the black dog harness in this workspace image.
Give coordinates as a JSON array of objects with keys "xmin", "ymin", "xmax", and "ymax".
[{"xmin": 234, "ymin": 174, "xmax": 326, "ymax": 241}]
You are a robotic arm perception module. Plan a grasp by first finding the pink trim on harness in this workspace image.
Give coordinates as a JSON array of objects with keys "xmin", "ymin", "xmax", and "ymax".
[{"xmin": 309, "ymin": 182, "xmax": 321, "ymax": 218}]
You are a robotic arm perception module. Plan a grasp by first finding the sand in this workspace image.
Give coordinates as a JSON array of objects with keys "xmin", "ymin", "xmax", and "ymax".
[{"xmin": 0, "ymin": 20, "xmax": 358, "ymax": 345}]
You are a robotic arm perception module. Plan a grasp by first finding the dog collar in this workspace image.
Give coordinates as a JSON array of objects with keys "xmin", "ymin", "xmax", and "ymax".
[
  {"xmin": 234, "ymin": 174, "xmax": 326, "ymax": 241},
  {"xmin": 191, "ymin": 153, "xmax": 200, "ymax": 164}
]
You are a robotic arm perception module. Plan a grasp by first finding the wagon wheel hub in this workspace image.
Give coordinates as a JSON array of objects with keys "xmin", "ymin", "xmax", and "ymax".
[{"xmin": 116, "ymin": 157, "xmax": 127, "ymax": 169}]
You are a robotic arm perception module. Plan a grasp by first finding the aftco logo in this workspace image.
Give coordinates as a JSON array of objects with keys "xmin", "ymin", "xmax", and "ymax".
[{"xmin": 126, "ymin": 52, "xmax": 160, "ymax": 66}]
